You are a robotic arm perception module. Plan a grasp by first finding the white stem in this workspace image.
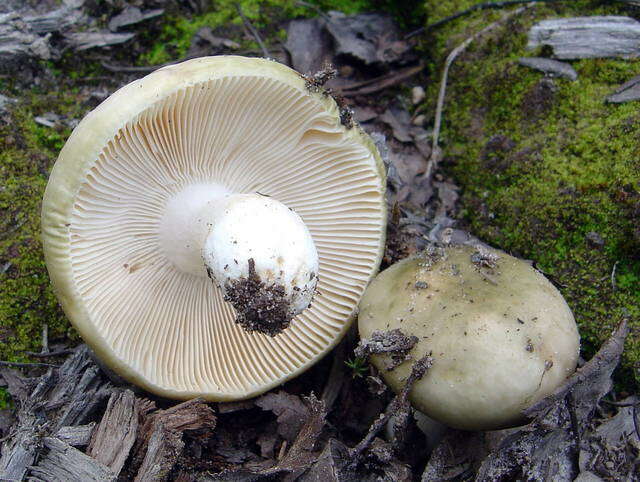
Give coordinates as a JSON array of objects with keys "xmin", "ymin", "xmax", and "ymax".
[{"xmin": 159, "ymin": 186, "xmax": 319, "ymax": 334}]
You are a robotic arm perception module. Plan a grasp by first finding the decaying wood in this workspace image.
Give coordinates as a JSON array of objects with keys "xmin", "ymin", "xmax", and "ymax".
[
  {"xmin": 528, "ymin": 16, "xmax": 640, "ymax": 59},
  {"xmin": 87, "ymin": 389, "xmax": 138, "ymax": 476},
  {"xmin": 64, "ymin": 31, "xmax": 135, "ymax": 51},
  {"xmin": 607, "ymin": 73, "xmax": 640, "ymax": 103},
  {"xmin": 262, "ymin": 394, "xmax": 328, "ymax": 478},
  {"xmin": 0, "ymin": 346, "xmax": 113, "ymax": 481},
  {"xmin": 131, "ymin": 398, "xmax": 217, "ymax": 480},
  {"xmin": 56, "ymin": 423, "xmax": 96, "ymax": 447},
  {"xmin": 29, "ymin": 437, "xmax": 117, "ymax": 482},
  {"xmin": 108, "ymin": 6, "xmax": 164, "ymax": 32}
]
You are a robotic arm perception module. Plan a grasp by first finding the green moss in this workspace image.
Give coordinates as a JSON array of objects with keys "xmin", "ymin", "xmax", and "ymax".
[
  {"xmin": 424, "ymin": 1, "xmax": 640, "ymax": 386},
  {"xmin": 138, "ymin": 0, "xmax": 309, "ymax": 66},
  {"xmin": 0, "ymin": 94, "xmax": 86, "ymax": 367},
  {"xmin": 0, "ymin": 388, "xmax": 10, "ymax": 410}
]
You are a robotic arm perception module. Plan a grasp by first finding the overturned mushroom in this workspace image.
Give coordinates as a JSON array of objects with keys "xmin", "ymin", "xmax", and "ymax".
[
  {"xmin": 42, "ymin": 56, "xmax": 386, "ymax": 400},
  {"xmin": 358, "ymin": 244, "xmax": 580, "ymax": 430}
]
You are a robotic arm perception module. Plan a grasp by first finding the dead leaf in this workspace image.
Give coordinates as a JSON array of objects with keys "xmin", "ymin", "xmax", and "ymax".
[{"xmin": 256, "ymin": 391, "xmax": 309, "ymax": 443}]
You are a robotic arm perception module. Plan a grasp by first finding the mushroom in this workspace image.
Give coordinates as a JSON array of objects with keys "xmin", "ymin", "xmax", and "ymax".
[
  {"xmin": 358, "ymin": 244, "xmax": 580, "ymax": 430},
  {"xmin": 42, "ymin": 56, "xmax": 386, "ymax": 400}
]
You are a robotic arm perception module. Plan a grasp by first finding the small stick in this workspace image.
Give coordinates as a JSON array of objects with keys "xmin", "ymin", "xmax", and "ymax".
[
  {"xmin": 633, "ymin": 403, "xmax": 639, "ymax": 442},
  {"xmin": 236, "ymin": 4, "xmax": 270, "ymax": 58},
  {"xmin": 348, "ymin": 355, "xmax": 433, "ymax": 467},
  {"xmin": 611, "ymin": 260, "xmax": 619, "ymax": 291},
  {"xmin": 295, "ymin": 0, "xmax": 331, "ymax": 22},
  {"xmin": 601, "ymin": 398, "xmax": 640, "ymax": 407},
  {"xmin": 40, "ymin": 323, "xmax": 49, "ymax": 355},
  {"xmin": 424, "ymin": 5, "xmax": 529, "ymax": 184},
  {"xmin": 405, "ymin": 0, "xmax": 559, "ymax": 38}
]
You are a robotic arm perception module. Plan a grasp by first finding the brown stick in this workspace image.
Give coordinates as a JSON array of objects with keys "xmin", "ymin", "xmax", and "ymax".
[
  {"xmin": 424, "ymin": 5, "xmax": 529, "ymax": 184},
  {"xmin": 348, "ymin": 355, "xmax": 432, "ymax": 467}
]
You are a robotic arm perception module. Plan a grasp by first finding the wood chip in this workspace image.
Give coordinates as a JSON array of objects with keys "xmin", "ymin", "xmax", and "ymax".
[
  {"xmin": 87, "ymin": 390, "xmax": 138, "ymax": 476},
  {"xmin": 518, "ymin": 57, "xmax": 578, "ymax": 80},
  {"xmin": 64, "ymin": 31, "xmax": 135, "ymax": 51},
  {"xmin": 108, "ymin": 6, "xmax": 164, "ymax": 32},
  {"xmin": 134, "ymin": 423, "xmax": 183, "ymax": 482},
  {"xmin": 606, "ymin": 74, "xmax": 640, "ymax": 103},
  {"xmin": 29, "ymin": 437, "xmax": 117, "ymax": 482},
  {"xmin": 132, "ymin": 399, "xmax": 216, "ymax": 480}
]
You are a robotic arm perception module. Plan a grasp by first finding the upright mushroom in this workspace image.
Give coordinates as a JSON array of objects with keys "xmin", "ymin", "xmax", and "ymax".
[
  {"xmin": 42, "ymin": 56, "xmax": 386, "ymax": 400},
  {"xmin": 358, "ymin": 244, "xmax": 580, "ymax": 430}
]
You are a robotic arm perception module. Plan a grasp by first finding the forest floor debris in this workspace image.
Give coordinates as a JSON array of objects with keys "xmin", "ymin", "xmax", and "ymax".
[{"xmin": 0, "ymin": 1, "xmax": 639, "ymax": 480}]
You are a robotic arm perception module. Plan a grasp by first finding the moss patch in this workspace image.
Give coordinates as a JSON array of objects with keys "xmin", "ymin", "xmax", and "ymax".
[
  {"xmin": 423, "ymin": 1, "xmax": 640, "ymax": 386},
  {"xmin": 0, "ymin": 90, "xmax": 88, "ymax": 367}
]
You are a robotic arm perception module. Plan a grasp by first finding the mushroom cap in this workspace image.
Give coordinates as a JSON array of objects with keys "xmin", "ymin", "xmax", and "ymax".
[
  {"xmin": 358, "ymin": 245, "xmax": 580, "ymax": 430},
  {"xmin": 42, "ymin": 56, "xmax": 387, "ymax": 400}
]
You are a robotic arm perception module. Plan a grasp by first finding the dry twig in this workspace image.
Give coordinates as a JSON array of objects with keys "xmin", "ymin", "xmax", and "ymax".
[
  {"xmin": 340, "ymin": 63, "xmax": 424, "ymax": 96},
  {"xmin": 348, "ymin": 355, "xmax": 432, "ymax": 467},
  {"xmin": 425, "ymin": 5, "xmax": 529, "ymax": 184}
]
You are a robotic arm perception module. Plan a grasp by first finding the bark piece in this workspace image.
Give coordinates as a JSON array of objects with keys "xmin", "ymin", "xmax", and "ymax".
[
  {"xmin": 0, "ymin": 412, "xmax": 41, "ymax": 481},
  {"xmin": 518, "ymin": 57, "xmax": 578, "ymax": 80},
  {"xmin": 133, "ymin": 399, "xmax": 216, "ymax": 480},
  {"xmin": 0, "ymin": 346, "xmax": 113, "ymax": 481},
  {"xmin": 187, "ymin": 26, "xmax": 240, "ymax": 57},
  {"xmin": 29, "ymin": 437, "xmax": 117, "ymax": 482},
  {"xmin": 87, "ymin": 389, "xmax": 138, "ymax": 475},
  {"xmin": 606, "ymin": 74, "xmax": 640, "ymax": 103},
  {"xmin": 528, "ymin": 16, "xmax": 640, "ymax": 59},
  {"xmin": 134, "ymin": 423, "xmax": 184, "ymax": 482},
  {"xmin": 0, "ymin": 94, "xmax": 17, "ymax": 113},
  {"xmin": 64, "ymin": 31, "xmax": 135, "ymax": 51},
  {"xmin": 0, "ymin": 0, "xmax": 86, "ymax": 61},
  {"xmin": 262, "ymin": 394, "xmax": 328, "ymax": 479}
]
